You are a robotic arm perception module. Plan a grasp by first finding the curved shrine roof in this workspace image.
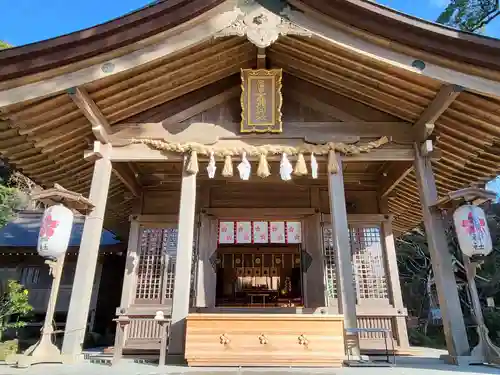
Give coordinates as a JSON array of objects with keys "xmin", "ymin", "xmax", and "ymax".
[
  {"xmin": 0, "ymin": 0, "xmax": 500, "ymax": 237},
  {"xmin": 2, "ymin": 0, "xmax": 500, "ymax": 81}
]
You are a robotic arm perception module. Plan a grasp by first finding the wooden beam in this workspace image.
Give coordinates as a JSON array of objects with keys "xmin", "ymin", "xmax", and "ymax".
[
  {"xmin": 412, "ymin": 84, "xmax": 463, "ymax": 141},
  {"xmin": 379, "ymin": 85, "xmax": 461, "ymax": 197},
  {"xmin": 205, "ymin": 208, "xmax": 315, "ymax": 219},
  {"xmin": 106, "ymin": 142, "xmax": 414, "ymax": 162},
  {"xmin": 257, "ymin": 48, "xmax": 267, "ymax": 69},
  {"xmin": 161, "ymin": 87, "xmax": 240, "ymax": 125},
  {"xmin": 110, "ymin": 121, "xmax": 414, "ymax": 143},
  {"xmin": 379, "ymin": 162, "xmax": 413, "ymax": 198},
  {"xmin": 112, "ymin": 163, "xmax": 141, "ymax": 197},
  {"xmin": 68, "ymin": 87, "xmax": 112, "ymax": 143},
  {"xmin": 286, "ymin": 91, "xmax": 361, "ymax": 122}
]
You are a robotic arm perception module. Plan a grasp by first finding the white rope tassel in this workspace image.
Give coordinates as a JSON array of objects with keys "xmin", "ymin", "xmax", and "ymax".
[
  {"xmin": 280, "ymin": 153, "xmax": 293, "ymax": 181},
  {"xmin": 237, "ymin": 152, "xmax": 251, "ymax": 180},
  {"xmin": 207, "ymin": 151, "xmax": 216, "ymax": 178},
  {"xmin": 311, "ymin": 152, "xmax": 318, "ymax": 179}
]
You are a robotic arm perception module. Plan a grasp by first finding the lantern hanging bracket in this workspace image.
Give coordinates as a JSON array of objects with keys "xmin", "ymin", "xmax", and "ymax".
[{"xmin": 430, "ymin": 187, "xmax": 498, "ymax": 212}]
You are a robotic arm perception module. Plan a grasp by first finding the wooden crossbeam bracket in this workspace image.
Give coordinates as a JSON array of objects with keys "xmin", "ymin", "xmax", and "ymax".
[
  {"xmin": 112, "ymin": 163, "xmax": 141, "ymax": 197},
  {"xmin": 412, "ymin": 84, "xmax": 463, "ymax": 141},
  {"xmin": 83, "ymin": 141, "xmax": 111, "ymax": 161},
  {"xmin": 378, "ymin": 161, "xmax": 413, "ymax": 198},
  {"xmin": 67, "ymin": 86, "xmax": 113, "ymax": 144},
  {"xmin": 382, "ymin": 84, "xmax": 461, "ymax": 197}
]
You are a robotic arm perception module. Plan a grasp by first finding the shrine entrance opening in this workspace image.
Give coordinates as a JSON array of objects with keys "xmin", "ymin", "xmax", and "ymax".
[{"xmin": 214, "ymin": 244, "xmax": 303, "ymax": 308}]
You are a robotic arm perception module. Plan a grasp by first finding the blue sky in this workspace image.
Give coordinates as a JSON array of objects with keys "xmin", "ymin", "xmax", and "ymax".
[{"xmin": 1, "ymin": 0, "xmax": 500, "ymax": 45}]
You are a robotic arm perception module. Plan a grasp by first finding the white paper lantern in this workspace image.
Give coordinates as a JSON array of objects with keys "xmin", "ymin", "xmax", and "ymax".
[
  {"xmin": 37, "ymin": 205, "xmax": 74, "ymax": 258},
  {"xmin": 453, "ymin": 204, "xmax": 492, "ymax": 257}
]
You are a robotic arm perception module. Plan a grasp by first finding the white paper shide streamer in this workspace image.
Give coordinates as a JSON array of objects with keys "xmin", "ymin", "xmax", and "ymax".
[
  {"xmin": 237, "ymin": 152, "xmax": 251, "ymax": 180},
  {"xmin": 310, "ymin": 152, "xmax": 318, "ymax": 179},
  {"xmin": 280, "ymin": 153, "xmax": 293, "ymax": 181},
  {"xmin": 206, "ymin": 152, "xmax": 216, "ymax": 178}
]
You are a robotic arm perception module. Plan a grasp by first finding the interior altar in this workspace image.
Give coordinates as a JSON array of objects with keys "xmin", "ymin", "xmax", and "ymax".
[{"xmin": 215, "ymin": 245, "xmax": 303, "ymax": 307}]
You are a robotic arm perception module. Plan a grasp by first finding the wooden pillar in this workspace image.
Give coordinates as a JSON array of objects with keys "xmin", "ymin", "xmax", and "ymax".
[
  {"xmin": 195, "ymin": 215, "xmax": 218, "ymax": 308},
  {"xmin": 413, "ymin": 144, "xmax": 469, "ymax": 360},
  {"xmin": 117, "ymin": 218, "xmax": 141, "ymax": 309},
  {"xmin": 62, "ymin": 143, "xmax": 112, "ymax": 361},
  {"xmin": 304, "ymin": 212, "xmax": 326, "ymax": 308},
  {"xmin": 112, "ymin": 204, "xmax": 141, "ymax": 364},
  {"xmin": 327, "ymin": 153, "xmax": 360, "ymax": 357},
  {"xmin": 379, "ymin": 199, "xmax": 410, "ymax": 349},
  {"xmin": 167, "ymin": 160, "xmax": 197, "ymax": 360}
]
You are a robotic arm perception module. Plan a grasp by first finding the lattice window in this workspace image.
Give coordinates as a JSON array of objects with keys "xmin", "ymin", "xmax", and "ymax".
[
  {"xmin": 321, "ymin": 227, "xmax": 338, "ymax": 299},
  {"xmin": 190, "ymin": 235, "xmax": 199, "ymax": 307},
  {"xmin": 135, "ymin": 226, "xmax": 199, "ymax": 304},
  {"xmin": 135, "ymin": 228, "xmax": 172, "ymax": 302},
  {"xmin": 350, "ymin": 226, "xmax": 388, "ymax": 300},
  {"xmin": 322, "ymin": 224, "xmax": 388, "ymax": 302},
  {"xmin": 162, "ymin": 229, "xmax": 178, "ymax": 300}
]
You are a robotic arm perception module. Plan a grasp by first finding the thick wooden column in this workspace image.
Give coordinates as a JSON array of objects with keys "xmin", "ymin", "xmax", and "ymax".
[
  {"xmin": 62, "ymin": 143, "xmax": 112, "ymax": 360},
  {"xmin": 327, "ymin": 153, "xmax": 360, "ymax": 357},
  {"xmin": 379, "ymin": 200, "xmax": 410, "ymax": 349},
  {"xmin": 195, "ymin": 215, "xmax": 218, "ymax": 307},
  {"xmin": 118, "ymin": 218, "xmax": 141, "ymax": 309},
  {"xmin": 167, "ymin": 160, "xmax": 197, "ymax": 360},
  {"xmin": 304, "ymin": 213, "xmax": 326, "ymax": 308},
  {"xmin": 413, "ymin": 144, "xmax": 469, "ymax": 360}
]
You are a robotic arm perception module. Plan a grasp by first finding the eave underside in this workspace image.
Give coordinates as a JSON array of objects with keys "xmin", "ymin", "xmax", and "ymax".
[{"xmin": 1, "ymin": 35, "xmax": 500, "ymax": 237}]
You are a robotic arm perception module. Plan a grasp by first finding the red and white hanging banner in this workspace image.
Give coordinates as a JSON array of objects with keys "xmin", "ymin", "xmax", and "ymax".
[
  {"xmin": 219, "ymin": 221, "xmax": 235, "ymax": 244},
  {"xmin": 286, "ymin": 221, "xmax": 302, "ymax": 244},
  {"xmin": 218, "ymin": 221, "xmax": 302, "ymax": 244},
  {"xmin": 253, "ymin": 221, "xmax": 269, "ymax": 243},
  {"xmin": 270, "ymin": 221, "xmax": 286, "ymax": 243},
  {"xmin": 236, "ymin": 221, "xmax": 252, "ymax": 244}
]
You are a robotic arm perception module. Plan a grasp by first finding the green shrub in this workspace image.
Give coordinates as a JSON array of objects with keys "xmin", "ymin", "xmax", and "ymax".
[{"xmin": 0, "ymin": 280, "xmax": 33, "ymax": 335}]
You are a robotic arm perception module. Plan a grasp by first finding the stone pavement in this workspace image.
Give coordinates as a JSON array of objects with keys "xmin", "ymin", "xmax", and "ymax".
[{"xmin": 1, "ymin": 354, "xmax": 500, "ymax": 375}]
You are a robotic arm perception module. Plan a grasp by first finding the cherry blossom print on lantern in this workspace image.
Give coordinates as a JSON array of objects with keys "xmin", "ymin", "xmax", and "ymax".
[{"xmin": 37, "ymin": 205, "xmax": 74, "ymax": 258}]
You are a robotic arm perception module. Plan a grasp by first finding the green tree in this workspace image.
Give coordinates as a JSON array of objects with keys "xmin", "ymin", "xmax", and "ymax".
[
  {"xmin": 0, "ymin": 185, "xmax": 18, "ymax": 228},
  {"xmin": 397, "ymin": 202, "xmax": 500, "ymax": 347},
  {"xmin": 0, "ymin": 41, "xmax": 11, "ymax": 50},
  {"xmin": 437, "ymin": 0, "xmax": 500, "ymax": 31}
]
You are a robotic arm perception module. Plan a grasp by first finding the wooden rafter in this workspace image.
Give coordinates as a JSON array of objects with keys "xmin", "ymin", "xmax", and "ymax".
[
  {"xmin": 378, "ymin": 84, "xmax": 461, "ymax": 198},
  {"xmin": 68, "ymin": 87, "xmax": 112, "ymax": 143},
  {"xmin": 412, "ymin": 84, "xmax": 463, "ymax": 141},
  {"xmin": 112, "ymin": 163, "xmax": 141, "ymax": 198},
  {"xmin": 379, "ymin": 162, "xmax": 414, "ymax": 198}
]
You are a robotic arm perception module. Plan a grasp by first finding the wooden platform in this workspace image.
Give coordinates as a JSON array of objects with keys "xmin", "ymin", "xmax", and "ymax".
[{"xmin": 185, "ymin": 313, "xmax": 345, "ymax": 367}]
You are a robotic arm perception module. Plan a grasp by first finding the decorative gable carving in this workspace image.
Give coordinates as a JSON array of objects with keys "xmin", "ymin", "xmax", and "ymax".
[{"xmin": 214, "ymin": 0, "xmax": 311, "ymax": 48}]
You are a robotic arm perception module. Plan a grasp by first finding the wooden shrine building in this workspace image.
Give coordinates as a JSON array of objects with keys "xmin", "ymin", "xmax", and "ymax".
[{"xmin": 1, "ymin": 0, "xmax": 500, "ymax": 367}]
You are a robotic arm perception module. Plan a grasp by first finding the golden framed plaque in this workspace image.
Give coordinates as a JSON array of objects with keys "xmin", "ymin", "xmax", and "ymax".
[{"xmin": 240, "ymin": 68, "xmax": 283, "ymax": 133}]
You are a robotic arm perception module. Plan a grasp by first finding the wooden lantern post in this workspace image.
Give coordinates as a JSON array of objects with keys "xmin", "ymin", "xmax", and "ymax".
[{"xmin": 6, "ymin": 184, "xmax": 94, "ymax": 368}]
